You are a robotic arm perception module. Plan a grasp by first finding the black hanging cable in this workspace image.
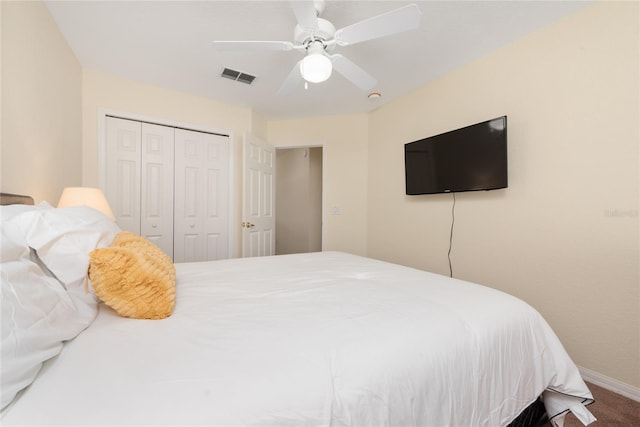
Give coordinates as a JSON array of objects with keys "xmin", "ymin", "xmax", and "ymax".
[{"xmin": 447, "ymin": 192, "xmax": 456, "ymax": 278}]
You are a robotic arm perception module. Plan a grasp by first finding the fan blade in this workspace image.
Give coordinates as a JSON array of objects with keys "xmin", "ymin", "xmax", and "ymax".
[
  {"xmin": 330, "ymin": 54, "xmax": 377, "ymax": 91},
  {"xmin": 334, "ymin": 3, "xmax": 422, "ymax": 46},
  {"xmin": 278, "ymin": 60, "xmax": 303, "ymax": 96},
  {"xmin": 290, "ymin": 0, "xmax": 318, "ymax": 32},
  {"xmin": 212, "ymin": 40, "xmax": 295, "ymax": 51}
]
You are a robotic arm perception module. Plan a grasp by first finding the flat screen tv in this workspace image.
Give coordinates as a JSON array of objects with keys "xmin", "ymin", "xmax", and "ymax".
[{"xmin": 404, "ymin": 116, "xmax": 508, "ymax": 195}]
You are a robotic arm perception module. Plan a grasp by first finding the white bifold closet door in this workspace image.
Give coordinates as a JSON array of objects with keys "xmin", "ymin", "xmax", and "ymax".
[
  {"xmin": 105, "ymin": 117, "xmax": 141, "ymax": 235},
  {"xmin": 105, "ymin": 118, "xmax": 175, "ymax": 258},
  {"xmin": 141, "ymin": 123, "xmax": 175, "ymax": 257},
  {"xmin": 104, "ymin": 116, "xmax": 229, "ymax": 262},
  {"xmin": 174, "ymin": 128, "xmax": 229, "ymax": 262}
]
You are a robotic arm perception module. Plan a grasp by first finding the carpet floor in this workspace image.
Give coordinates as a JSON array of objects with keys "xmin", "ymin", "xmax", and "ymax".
[{"xmin": 546, "ymin": 381, "xmax": 640, "ymax": 426}]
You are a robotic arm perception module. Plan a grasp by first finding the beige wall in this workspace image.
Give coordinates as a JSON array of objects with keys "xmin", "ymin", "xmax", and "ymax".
[
  {"xmin": 276, "ymin": 148, "xmax": 310, "ymax": 254},
  {"xmin": 367, "ymin": 1, "xmax": 639, "ymax": 388},
  {"xmin": 267, "ymin": 114, "xmax": 369, "ymax": 255},
  {"xmin": 251, "ymin": 111, "xmax": 268, "ymax": 141},
  {"xmin": 309, "ymin": 147, "xmax": 323, "ymax": 251},
  {"xmin": 1, "ymin": 1, "xmax": 82, "ymax": 203},
  {"xmin": 275, "ymin": 147, "xmax": 322, "ymax": 255}
]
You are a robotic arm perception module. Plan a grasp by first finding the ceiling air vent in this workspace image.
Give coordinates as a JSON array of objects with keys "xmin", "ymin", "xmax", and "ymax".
[{"xmin": 221, "ymin": 68, "xmax": 256, "ymax": 85}]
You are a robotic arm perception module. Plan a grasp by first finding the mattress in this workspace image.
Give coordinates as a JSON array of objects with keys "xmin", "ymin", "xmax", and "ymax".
[{"xmin": 1, "ymin": 251, "xmax": 594, "ymax": 426}]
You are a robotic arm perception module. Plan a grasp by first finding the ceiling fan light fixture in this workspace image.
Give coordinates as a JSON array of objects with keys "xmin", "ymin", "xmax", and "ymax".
[
  {"xmin": 300, "ymin": 54, "xmax": 332, "ymax": 83},
  {"xmin": 300, "ymin": 41, "xmax": 332, "ymax": 83}
]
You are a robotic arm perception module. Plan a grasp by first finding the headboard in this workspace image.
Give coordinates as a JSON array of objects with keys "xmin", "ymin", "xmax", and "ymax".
[{"xmin": 0, "ymin": 193, "xmax": 35, "ymax": 206}]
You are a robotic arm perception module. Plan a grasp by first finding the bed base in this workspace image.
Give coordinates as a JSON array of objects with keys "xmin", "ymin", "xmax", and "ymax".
[{"xmin": 507, "ymin": 396, "xmax": 548, "ymax": 427}]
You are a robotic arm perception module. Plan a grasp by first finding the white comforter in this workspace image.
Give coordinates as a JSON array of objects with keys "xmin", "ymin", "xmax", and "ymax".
[{"xmin": 2, "ymin": 252, "xmax": 593, "ymax": 426}]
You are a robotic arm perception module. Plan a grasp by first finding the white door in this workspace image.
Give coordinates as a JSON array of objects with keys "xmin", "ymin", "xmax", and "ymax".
[
  {"xmin": 174, "ymin": 128, "xmax": 230, "ymax": 262},
  {"xmin": 242, "ymin": 133, "xmax": 276, "ymax": 257},
  {"xmin": 105, "ymin": 118, "xmax": 175, "ymax": 259},
  {"xmin": 140, "ymin": 123, "xmax": 174, "ymax": 258},
  {"xmin": 105, "ymin": 117, "xmax": 141, "ymax": 234}
]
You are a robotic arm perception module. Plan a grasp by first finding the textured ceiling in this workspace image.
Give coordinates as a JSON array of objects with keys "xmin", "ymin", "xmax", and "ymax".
[{"xmin": 44, "ymin": 1, "xmax": 592, "ymax": 119}]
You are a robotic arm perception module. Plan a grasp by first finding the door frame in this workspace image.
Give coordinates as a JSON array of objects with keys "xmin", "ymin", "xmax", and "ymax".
[
  {"xmin": 274, "ymin": 141, "xmax": 326, "ymax": 252},
  {"xmin": 97, "ymin": 108, "xmax": 237, "ymax": 257}
]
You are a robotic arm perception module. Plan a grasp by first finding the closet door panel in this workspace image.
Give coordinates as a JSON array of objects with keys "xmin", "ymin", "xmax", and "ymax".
[
  {"xmin": 174, "ymin": 129, "xmax": 229, "ymax": 262},
  {"xmin": 105, "ymin": 117, "xmax": 141, "ymax": 234},
  {"xmin": 140, "ymin": 123, "xmax": 175, "ymax": 259},
  {"xmin": 204, "ymin": 135, "xmax": 229, "ymax": 260},
  {"xmin": 174, "ymin": 131, "xmax": 204, "ymax": 262}
]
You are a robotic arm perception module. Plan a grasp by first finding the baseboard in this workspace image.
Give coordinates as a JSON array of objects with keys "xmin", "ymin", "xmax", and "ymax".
[{"xmin": 579, "ymin": 366, "xmax": 640, "ymax": 402}]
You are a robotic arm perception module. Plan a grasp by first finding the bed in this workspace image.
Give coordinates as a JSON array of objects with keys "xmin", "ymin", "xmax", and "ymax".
[{"xmin": 0, "ymin": 194, "xmax": 595, "ymax": 426}]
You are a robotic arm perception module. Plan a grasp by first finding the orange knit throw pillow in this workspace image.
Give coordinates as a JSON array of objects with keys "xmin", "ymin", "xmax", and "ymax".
[{"xmin": 89, "ymin": 231, "xmax": 176, "ymax": 320}]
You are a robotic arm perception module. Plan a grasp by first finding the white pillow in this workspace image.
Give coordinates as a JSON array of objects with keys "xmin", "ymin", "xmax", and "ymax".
[
  {"xmin": 0, "ymin": 201, "xmax": 52, "ymax": 222},
  {"xmin": 0, "ymin": 202, "xmax": 54, "ymax": 270},
  {"xmin": 0, "ymin": 222, "xmax": 97, "ymax": 410},
  {"xmin": 13, "ymin": 206, "xmax": 121, "ymax": 294}
]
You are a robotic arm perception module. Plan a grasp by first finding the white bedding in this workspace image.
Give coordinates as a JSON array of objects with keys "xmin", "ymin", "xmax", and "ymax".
[
  {"xmin": 2, "ymin": 251, "xmax": 593, "ymax": 426},
  {"xmin": 0, "ymin": 204, "xmax": 119, "ymax": 410}
]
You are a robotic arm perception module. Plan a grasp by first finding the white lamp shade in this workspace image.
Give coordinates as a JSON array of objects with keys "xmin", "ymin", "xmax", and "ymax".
[
  {"xmin": 300, "ymin": 53, "xmax": 332, "ymax": 83},
  {"xmin": 57, "ymin": 187, "xmax": 115, "ymax": 221}
]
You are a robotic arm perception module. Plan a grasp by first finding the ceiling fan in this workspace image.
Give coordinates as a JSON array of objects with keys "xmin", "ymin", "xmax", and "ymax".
[{"xmin": 212, "ymin": 0, "xmax": 422, "ymax": 95}]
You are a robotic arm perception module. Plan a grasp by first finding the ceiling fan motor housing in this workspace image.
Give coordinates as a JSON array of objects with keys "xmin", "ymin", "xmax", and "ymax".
[{"xmin": 294, "ymin": 18, "xmax": 336, "ymax": 51}]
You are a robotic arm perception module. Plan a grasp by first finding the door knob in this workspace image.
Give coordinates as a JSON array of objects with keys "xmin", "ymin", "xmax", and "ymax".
[{"xmin": 242, "ymin": 222, "xmax": 255, "ymax": 228}]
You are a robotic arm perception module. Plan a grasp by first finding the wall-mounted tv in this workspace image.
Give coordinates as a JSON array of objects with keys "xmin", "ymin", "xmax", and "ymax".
[{"xmin": 404, "ymin": 116, "xmax": 508, "ymax": 195}]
